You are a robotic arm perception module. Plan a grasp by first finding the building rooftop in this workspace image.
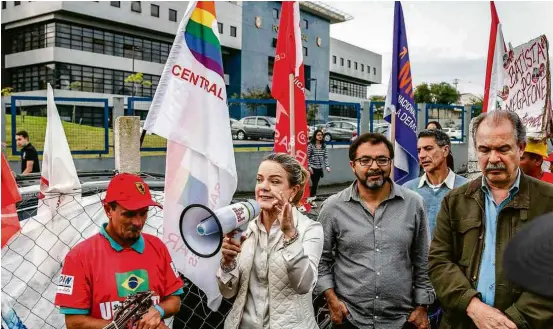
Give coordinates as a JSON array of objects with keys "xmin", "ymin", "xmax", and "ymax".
[{"xmin": 300, "ymin": 1, "xmax": 353, "ymax": 24}]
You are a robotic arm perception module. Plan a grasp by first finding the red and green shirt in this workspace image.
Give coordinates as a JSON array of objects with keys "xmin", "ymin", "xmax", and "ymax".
[{"xmin": 54, "ymin": 223, "xmax": 184, "ymax": 320}]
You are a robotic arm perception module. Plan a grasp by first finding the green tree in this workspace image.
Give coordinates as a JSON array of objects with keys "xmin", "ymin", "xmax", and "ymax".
[
  {"xmin": 414, "ymin": 82, "xmax": 459, "ymax": 104},
  {"xmin": 125, "ymin": 72, "xmax": 152, "ymax": 95},
  {"xmin": 230, "ymin": 87, "xmax": 273, "ymax": 114},
  {"xmin": 1, "ymin": 87, "xmax": 13, "ymax": 96},
  {"xmin": 370, "ymin": 95, "xmax": 385, "ymax": 102},
  {"xmin": 307, "ymin": 104, "xmax": 319, "ymax": 125},
  {"xmin": 430, "ymin": 82, "xmax": 459, "ymax": 104},
  {"xmin": 414, "ymin": 82, "xmax": 432, "ymax": 103}
]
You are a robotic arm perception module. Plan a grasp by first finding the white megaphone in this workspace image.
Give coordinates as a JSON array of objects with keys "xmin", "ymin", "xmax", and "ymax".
[{"xmin": 179, "ymin": 200, "xmax": 261, "ymax": 258}]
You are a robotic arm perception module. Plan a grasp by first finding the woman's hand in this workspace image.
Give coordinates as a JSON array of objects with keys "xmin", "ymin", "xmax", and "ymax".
[
  {"xmin": 221, "ymin": 231, "xmax": 246, "ymax": 267},
  {"xmin": 271, "ymin": 191, "xmax": 296, "ymax": 238}
]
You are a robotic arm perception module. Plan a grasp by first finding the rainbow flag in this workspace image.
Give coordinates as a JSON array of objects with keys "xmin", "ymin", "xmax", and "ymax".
[
  {"xmin": 184, "ymin": 2, "xmax": 224, "ymax": 78},
  {"xmin": 143, "ymin": 0, "xmax": 237, "ymax": 312}
]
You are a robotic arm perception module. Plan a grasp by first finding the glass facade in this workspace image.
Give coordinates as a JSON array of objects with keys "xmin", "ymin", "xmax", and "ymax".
[
  {"xmin": 6, "ymin": 21, "xmax": 172, "ymax": 64},
  {"xmin": 329, "ymin": 77, "xmax": 367, "ymax": 99},
  {"xmin": 8, "ymin": 63, "xmax": 160, "ymax": 97}
]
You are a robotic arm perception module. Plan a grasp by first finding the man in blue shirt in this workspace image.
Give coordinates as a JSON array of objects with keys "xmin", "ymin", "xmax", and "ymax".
[
  {"xmin": 404, "ymin": 129, "xmax": 469, "ymax": 237},
  {"xmin": 429, "ymin": 110, "xmax": 553, "ymax": 329}
]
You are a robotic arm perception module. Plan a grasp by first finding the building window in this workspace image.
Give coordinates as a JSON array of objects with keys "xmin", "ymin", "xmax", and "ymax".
[
  {"xmin": 329, "ymin": 77, "xmax": 368, "ymax": 99},
  {"xmin": 302, "ymin": 19, "xmax": 308, "ymax": 30},
  {"xmin": 2, "ymin": 2, "xmax": 6, "ymax": 9},
  {"xmin": 361, "ymin": 64, "xmax": 364, "ymax": 72},
  {"xmin": 8, "ymin": 62, "xmax": 160, "ymax": 99},
  {"xmin": 6, "ymin": 21, "xmax": 172, "ymax": 64},
  {"xmin": 110, "ymin": 1, "xmax": 120, "ymax": 8},
  {"xmin": 272, "ymin": 8, "xmax": 279, "ymax": 19},
  {"xmin": 230, "ymin": 26, "xmax": 237, "ymax": 37},
  {"xmin": 272, "ymin": 38, "xmax": 277, "ymax": 48},
  {"xmin": 150, "ymin": 4, "xmax": 159, "ymax": 17},
  {"xmin": 354, "ymin": 62, "xmax": 358, "ymax": 70},
  {"xmin": 373, "ymin": 67, "xmax": 376, "ymax": 75},
  {"xmin": 268, "ymin": 56, "xmax": 275, "ymax": 77},
  {"xmin": 169, "ymin": 9, "xmax": 177, "ymax": 22},
  {"xmin": 367, "ymin": 65, "xmax": 371, "ymax": 73},
  {"xmin": 332, "ymin": 56, "xmax": 336, "ymax": 64},
  {"xmin": 340, "ymin": 58, "xmax": 344, "ymax": 66},
  {"xmin": 14, "ymin": 1, "xmax": 20, "ymax": 6},
  {"xmin": 131, "ymin": 1, "xmax": 141, "ymax": 13},
  {"xmin": 218, "ymin": 22, "xmax": 223, "ymax": 34},
  {"xmin": 347, "ymin": 60, "xmax": 351, "ymax": 68},
  {"xmin": 303, "ymin": 46, "xmax": 308, "ymax": 57}
]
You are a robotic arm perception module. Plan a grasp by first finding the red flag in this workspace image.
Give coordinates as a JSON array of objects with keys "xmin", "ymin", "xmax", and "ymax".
[
  {"xmin": 483, "ymin": 1, "xmax": 506, "ymax": 113},
  {"xmin": 2, "ymin": 153, "xmax": 21, "ymax": 247},
  {"xmin": 271, "ymin": 1, "xmax": 310, "ymax": 211}
]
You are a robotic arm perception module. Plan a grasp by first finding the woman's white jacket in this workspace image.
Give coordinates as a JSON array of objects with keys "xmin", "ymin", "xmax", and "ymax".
[{"xmin": 216, "ymin": 207, "xmax": 324, "ymax": 329}]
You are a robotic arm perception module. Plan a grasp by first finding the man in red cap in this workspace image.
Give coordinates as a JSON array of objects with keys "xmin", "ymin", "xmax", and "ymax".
[
  {"xmin": 545, "ymin": 152, "xmax": 553, "ymax": 174},
  {"xmin": 55, "ymin": 173, "xmax": 183, "ymax": 329}
]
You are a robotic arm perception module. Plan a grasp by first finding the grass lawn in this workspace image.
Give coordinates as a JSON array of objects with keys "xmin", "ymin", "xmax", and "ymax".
[{"xmin": 5, "ymin": 115, "xmax": 271, "ymax": 161}]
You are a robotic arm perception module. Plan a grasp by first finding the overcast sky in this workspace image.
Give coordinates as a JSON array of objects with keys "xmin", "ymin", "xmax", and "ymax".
[{"xmin": 327, "ymin": 1, "xmax": 553, "ymax": 97}]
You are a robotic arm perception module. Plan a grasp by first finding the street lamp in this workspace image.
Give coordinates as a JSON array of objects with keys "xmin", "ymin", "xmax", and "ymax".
[{"xmin": 131, "ymin": 45, "xmax": 140, "ymax": 97}]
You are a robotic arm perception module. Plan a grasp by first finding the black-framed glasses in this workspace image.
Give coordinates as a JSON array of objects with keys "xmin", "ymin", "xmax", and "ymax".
[{"xmin": 354, "ymin": 156, "xmax": 392, "ymax": 167}]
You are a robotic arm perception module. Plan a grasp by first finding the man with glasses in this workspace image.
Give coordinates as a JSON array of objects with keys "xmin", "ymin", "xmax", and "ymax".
[{"xmin": 317, "ymin": 133, "xmax": 435, "ymax": 329}]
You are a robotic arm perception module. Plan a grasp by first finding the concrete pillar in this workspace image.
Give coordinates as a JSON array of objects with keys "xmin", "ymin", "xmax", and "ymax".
[
  {"xmin": 466, "ymin": 117, "xmax": 481, "ymax": 180},
  {"xmin": 114, "ymin": 116, "xmax": 141, "ymax": 174},
  {"xmin": 112, "ymin": 97, "xmax": 125, "ymax": 127},
  {"xmin": 360, "ymin": 101, "xmax": 370, "ymax": 134},
  {"xmin": 417, "ymin": 103, "xmax": 426, "ymax": 133}
]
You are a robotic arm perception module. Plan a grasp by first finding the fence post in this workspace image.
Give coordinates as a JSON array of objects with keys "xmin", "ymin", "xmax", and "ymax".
[
  {"xmin": 417, "ymin": 103, "xmax": 426, "ymax": 132},
  {"xmin": 113, "ymin": 97, "xmax": 125, "ymax": 125},
  {"xmin": 114, "ymin": 116, "xmax": 141, "ymax": 174},
  {"xmin": 360, "ymin": 101, "xmax": 370, "ymax": 134}
]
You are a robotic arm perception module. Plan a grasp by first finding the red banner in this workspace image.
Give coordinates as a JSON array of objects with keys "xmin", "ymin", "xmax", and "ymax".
[
  {"xmin": 2, "ymin": 153, "xmax": 21, "ymax": 248},
  {"xmin": 271, "ymin": 1, "xmax": 310, "ymax": 211}
]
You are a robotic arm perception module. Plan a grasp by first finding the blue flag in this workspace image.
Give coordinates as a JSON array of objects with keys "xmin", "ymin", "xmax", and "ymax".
[{"xmin": 384, "ymin": 1, "xmax": 419, "ymax": 184}]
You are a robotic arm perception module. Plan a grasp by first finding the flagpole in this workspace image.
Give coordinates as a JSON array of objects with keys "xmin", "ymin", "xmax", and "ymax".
[
  {"xmin": 390, "ymin": 107, "xmax": 396, "ymax": 181},
  {"xmin": 289, "ymin": 73, "xmax": 295, "ymax": 156}
]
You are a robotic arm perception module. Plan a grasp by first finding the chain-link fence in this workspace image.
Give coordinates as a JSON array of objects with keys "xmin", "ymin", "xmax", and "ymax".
[
  {"xmin": 6, "ymin": 96, "xmax": 110, "ymax": 159},
  {"xmin": 2, "ymin": 174, "xmax": 331, "ymax": 329}
]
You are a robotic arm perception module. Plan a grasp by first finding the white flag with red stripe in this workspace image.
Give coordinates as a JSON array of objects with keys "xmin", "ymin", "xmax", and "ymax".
[
  {"xmin": 271, "ymin": 1, "xmax": 310, "ymax": 211},
  {"xmin": 483, "ymin": 1, "xmax": 507, "ymax": 113}
]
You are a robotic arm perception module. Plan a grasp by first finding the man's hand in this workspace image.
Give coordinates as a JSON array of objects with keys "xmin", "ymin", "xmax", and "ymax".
[
  {"xmin": 135, "ymin": 306, "xmax": 162, "ymax": 329},
  {"xmin": 408, "ymin": 306, "xmax": 429, "ymax": 329},
  {"xmin": 327, "ymin": 298, "xmax": 349, "ymax": 325},
  {"xmin": 467, "ymin": 297, "xmax": 518, "ymax": 329}
]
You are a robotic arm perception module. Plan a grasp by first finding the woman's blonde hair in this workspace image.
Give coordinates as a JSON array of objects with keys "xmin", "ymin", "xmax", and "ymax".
[{"xmin": 263, "ymin": 153, "xmax": 310, "ymax": 206}]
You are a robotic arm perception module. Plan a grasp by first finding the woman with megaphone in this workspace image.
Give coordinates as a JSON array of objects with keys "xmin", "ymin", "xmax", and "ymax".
[{"xmin": 217, "ymin": 153, "xmax": 324, "ymax": 329}]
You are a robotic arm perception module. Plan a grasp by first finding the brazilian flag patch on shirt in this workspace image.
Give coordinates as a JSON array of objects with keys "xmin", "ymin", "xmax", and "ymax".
[{"xmin": 115, "ymin": 269, "xmax": 149, "ymax": 297}]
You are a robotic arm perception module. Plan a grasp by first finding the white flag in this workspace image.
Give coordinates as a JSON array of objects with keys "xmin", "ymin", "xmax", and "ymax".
[
  {"xmin": 143, "ymin": 1, "xmax": 237, "ymax": 311},
  {"xmin": 36, "ymin": 84, "xmax": 81, "ymax": 225},
  {"xmin": 485, "ymin": 23, "xmax": 507, "ymax": 113}
]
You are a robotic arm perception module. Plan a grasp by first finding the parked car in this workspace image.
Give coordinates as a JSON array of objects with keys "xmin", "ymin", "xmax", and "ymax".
[
  {"xmin": 232, "ymin": 116, "xmax": 276, "ymax": 140},
  {"xmin": 442, "ymin": 127, "xmax": 462, "ymax": 141},
  {"xmin": 320, "ymin": 121, "xmax": 358, "ymax": 142}
]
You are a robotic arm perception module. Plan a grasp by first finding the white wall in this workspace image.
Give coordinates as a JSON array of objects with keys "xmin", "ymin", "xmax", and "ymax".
[
  {"xmin": 2, "ymin": 1, "xmax": 243, "ymax": 50},
  {"xmin": 329, "ymin": 38, "xmax": 382, "ymax": 84},
  {"xmin": 5, "ymin": 47, "xmax": 165, "ymax": 77}
]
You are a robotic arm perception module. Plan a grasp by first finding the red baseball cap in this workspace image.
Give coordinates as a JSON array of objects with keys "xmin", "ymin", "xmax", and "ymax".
[{"xmin": 103, "ymin": 173, "xmax": 162, "ymax": 210}]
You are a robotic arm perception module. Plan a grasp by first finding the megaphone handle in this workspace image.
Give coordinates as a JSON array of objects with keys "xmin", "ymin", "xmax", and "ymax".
[{"xmin": 233, "ymin": 230, "xmax": 243, "ymax": 242}]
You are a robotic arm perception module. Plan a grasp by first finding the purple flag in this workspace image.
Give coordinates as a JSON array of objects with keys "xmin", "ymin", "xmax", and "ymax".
[{"xmin": 384, "ymin": 1, "xmax": 419, "ymax": 184}]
